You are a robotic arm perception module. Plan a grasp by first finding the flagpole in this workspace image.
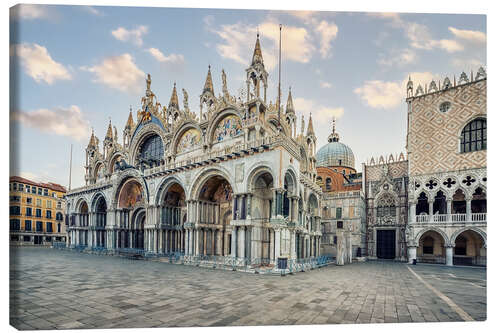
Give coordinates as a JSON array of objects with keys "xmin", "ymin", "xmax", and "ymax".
[
  {"xmin": 68, "ymin": 144, "xmax": 73, "ymax": 191},
  {"xmin": 278, "ymin": 24, "xmax": 282, "ymax": 131}
]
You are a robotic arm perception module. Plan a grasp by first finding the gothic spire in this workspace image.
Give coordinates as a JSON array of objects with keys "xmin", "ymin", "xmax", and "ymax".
[
  {"xmin": 286, "ymin": 87, "xmax": 295, "ymax": 114},
  {"xmin": 251, "ymin": 33, "xmax": 264, "ymax": 66},
  {"xmin": 203, "ymin": 65, "xmax": 214, "ymax": 95},
  {"xmin": 125, "ymin": 107, "xmax": 135, "ymax": 129},
  {"xmin": 105, "ymin": 119, "xmax": 113, "ymax": 140},
  {"xmin": 306, "ymin": 112, "xmax": 315, "ymax": 137},
  {"xmin": 169, "ymin": 82, "xmax": 179, "ymax": 109},
  {"xmin": 88, "ymin": 128, "xmax": 97, "ymax": 148}
]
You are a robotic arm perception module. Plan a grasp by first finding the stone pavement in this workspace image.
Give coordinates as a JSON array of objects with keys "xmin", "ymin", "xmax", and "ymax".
[{"xmin": 9, "ymin": 247, "xmax": 486, "ymax": 330}]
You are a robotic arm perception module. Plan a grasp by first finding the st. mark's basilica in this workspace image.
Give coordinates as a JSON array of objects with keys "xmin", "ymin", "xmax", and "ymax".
[{"xmin": 65, "ymin": 34, "xmax": 487, "ymax": 270}]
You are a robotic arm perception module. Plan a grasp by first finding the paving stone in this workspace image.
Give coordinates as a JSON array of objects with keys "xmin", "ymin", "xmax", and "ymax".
[{"xmin": 9, "ymin": 247, "xmax": 486, "ymax": 329}]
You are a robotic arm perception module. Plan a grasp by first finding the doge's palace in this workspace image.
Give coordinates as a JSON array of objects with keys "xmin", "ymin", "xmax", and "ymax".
[{"xmin": 405, "ymin": 68, "xmax": 487, "ymax": 266}]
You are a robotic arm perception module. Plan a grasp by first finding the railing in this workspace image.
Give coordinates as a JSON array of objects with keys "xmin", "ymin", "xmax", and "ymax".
[
  {"xmin": 432, "ymin": 214, "xmax": 447, "ymax": 222},
  {"xmin": 451, "ymin": 214, "xmax": 467, "ymax": 222},
  {"xmin": 414, "ymin": 213, "xmax": 486, "ymax": 223},
  {"xmin": 472, "ymin": 213, "xmax": 487, "ymax": 222},
  {"xmin": 145, "ymin": 136, "xmax": 277, "ymax": 176},
  {"xmin": 416, "ymin": 215, "xmax": 430, "ymax": 223}
]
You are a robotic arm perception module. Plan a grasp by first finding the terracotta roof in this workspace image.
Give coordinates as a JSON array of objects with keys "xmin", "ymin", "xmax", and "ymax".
[{"xmin": 10, "ymin": 176, "xmax": 67, "ymax": 193}]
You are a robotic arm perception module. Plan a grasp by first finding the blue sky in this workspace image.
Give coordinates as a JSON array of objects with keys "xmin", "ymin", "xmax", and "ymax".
[{"xmin": 9, "ymin": 4, "xmax": 486, "ymax": 189}]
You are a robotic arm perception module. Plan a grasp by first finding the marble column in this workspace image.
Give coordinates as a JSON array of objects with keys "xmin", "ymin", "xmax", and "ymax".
[
  {"xmin": 446, "ymin": 199, "xmax": 452, "ymax": 222},
  {"xmin": 274, "ymin": 229, "xmax": 281, "ymax": 260},
  {"xmin": 231, "ymin": 228, "xmax": 237, "ymax": 257},
  {"xmin": 445, "ymin": 246, "xmax": 454, "ymax": 266},
  {"xmin": 238, "ymin": 227, "xmax": 246, "ymax": 259},
  {"xmin": 336, "ymin": 230, "xmax": 344, "ymax": 265},
  {"xmin": 428, "ymin": 200, "xmax": 434, "ymax": 221},
  {"xmin": 407, "ymin": 245, "xmax": 417, "ymax": 263},
  {"xmin": 466, "ymin": 199, "xmax": 472, "ymax": 222},
  {"xmin": 290, "ymin": 230, "xmax": 297, "ymax": 260},
  {"xmin": 195, "ymin": 229, "xmax": 201, "ymax": 255}
]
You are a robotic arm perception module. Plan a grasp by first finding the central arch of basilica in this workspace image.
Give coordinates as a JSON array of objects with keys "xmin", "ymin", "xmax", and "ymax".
[{"xmin": 66, "ymin": 34, "xmax": 323, "ymax": 269}]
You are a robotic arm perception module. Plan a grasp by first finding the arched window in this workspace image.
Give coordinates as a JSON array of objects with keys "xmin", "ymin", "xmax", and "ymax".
[
  {"xmin": 139, "ymin": 134, "xmax": 164, "ymax": 164},
  {"xmin": 325, "ymin": 178, "xmax": 332, "ymax": 191},
  {"xmin": 461, "ymin": 118, "xmax": 486, "ymax": 153}
]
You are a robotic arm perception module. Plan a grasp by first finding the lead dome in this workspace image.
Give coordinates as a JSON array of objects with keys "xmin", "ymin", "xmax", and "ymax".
[{"xmin": 315, "ymin": 119, "xmax": 355, "ymax": 169}]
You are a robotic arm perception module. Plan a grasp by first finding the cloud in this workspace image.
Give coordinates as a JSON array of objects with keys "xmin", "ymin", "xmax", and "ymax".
[
  {"xmin": 451, "ymin": 58, "xmax": 484, "ymax": 70},
  {"xmin": 10, "ymin": 4, "xmax": 52, "ymax": 20},
  {"xmin": 81, "ymin": 54, "xmax": 145, "ymax": 93},
  {"xmin": 378, "ymin": 48, "xmax": 417, "ymax": 67},
  {"xmin": 147, "ymin": 48, "xmax": 185, "ymax": 64},
  {"xmin": 82, "ymin": 6, "xmax": 103, "ymax": 16},
  {"xmin": 436, "ymin": 39, "xmax": 464, "ymax": 53},
  {"xmin": 366, "ymin": 12, "xmax": 404, "ymax": 28},
  {"xmin": 11, "ymin": 43, "xmax": 72, "ymax": 84},
  {"xmin": 206, "ymin": 19, "xmax": 315, "ymax": 70},
  {"xmin": 369, "ymin": 14, "xmax": 470, "ymax": 54},
  {"xmin": 354, "ymin": 71, "xmax": 435, "ymax": 110},
  {"xmin": 354, "ymin": 80, "xmax": 403, "ymax": 110},
  {"xmin": 259, "ymin": 22, "xmax": 314, "ymax": 64},
  {"xmin": 11, "ymin": 105, "xmax": 91, "ymax": 141},
  {"xmin": 294, "ymin": 97, "xmax": 345, "ymax": 122},
  {"xmin": 111, "ymin": 25, "xmax": 148, "ymax": 46},
  {"xmin": 315, "ymin": 20, "xmax": 339, "ymax": 58},
  {"xmin": 319, "ymin": 80, "xmax": 332, "ymax": 88},
  {"xmin": 448, "ymin": 27, "xmax": 486, "ymax": 43}
]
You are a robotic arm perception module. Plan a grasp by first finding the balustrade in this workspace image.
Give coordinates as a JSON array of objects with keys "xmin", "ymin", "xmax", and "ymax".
[{"xmin": 413, "ymin": 213, "xmax": 485, "ymax": 223}]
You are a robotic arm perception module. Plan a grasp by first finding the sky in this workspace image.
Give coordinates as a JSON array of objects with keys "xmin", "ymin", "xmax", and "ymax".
[{"xmin": 9, "ymin": 4, "xmax": 486, "ymax": 190}]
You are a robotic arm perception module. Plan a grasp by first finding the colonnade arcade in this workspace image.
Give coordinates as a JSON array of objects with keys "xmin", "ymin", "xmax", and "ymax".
[
  {"xmin": 412, "ymin": 186, "xmax": 487, "ymax": 223},
  {"xmin": 69, "ymin": 170, "xmax": 321, "ymax": 264},
  {"xmin": 184, "ymin": 175, "xmax": 233, "ymax": 257},
  {"xmin": 416, "ymin": 228, "xmax": 486, "ymax": 266},
  {"xmin": 69, "ymin": 200, "xmax": 89, "ymax": 247}
]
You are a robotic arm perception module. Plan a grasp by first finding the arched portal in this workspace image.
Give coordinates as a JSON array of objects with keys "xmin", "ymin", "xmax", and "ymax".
[
  {"xmin": 417, "ymin": 230, "xmax": 445, "ymax": 264},
  {"xmin": 195, "ymin": 175, "xmax": 233, "ymax": 257},
  {"xmin": 131, "ymin": 209, "xmax": 146, "ymax": 249},
  {"xmin": 160, "ymin": 182, "xmax": 186, "ymax": 254},
  {"xmin": 77, "ymin": 201, "xmax": 89, "ymax": 246},
  {"xmin": 115, "ymin": 178, "xmax": 145, "ymax": 249},
  {"xmin": 250, "ymin": 171, "xmax": 274, "ymax": 260},
  {"xmin": 453, "ymin": 229, "xmax": 486, "ymax": 266},
  {"xmin": 94, "ymin": 195, "xmax": 107, "ymax": 248}
]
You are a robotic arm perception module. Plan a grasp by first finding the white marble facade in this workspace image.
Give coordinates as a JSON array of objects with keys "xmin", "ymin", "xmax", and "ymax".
[{"xmin": 65, "ymin": 35, "xmax": 323, "ymax": 268}]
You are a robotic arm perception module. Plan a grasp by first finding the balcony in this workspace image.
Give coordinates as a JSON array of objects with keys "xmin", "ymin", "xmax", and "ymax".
[{"xmin": 414, "ymin": 213, "xmax": 486, "ymax": 223}]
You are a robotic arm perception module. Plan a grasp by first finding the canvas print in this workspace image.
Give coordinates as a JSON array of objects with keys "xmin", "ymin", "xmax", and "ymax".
[{"xmin": 9, "ymin": 3, "xmax": 486, "ymax": 330}]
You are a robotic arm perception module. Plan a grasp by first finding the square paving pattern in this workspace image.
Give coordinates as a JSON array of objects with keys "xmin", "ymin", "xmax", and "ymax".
[{"xmin": 9, "ymin": 247, "xmax": 486, "ymax": 330}]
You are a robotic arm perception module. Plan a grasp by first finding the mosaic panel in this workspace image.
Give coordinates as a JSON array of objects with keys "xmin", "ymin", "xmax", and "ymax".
[
  {"xmin": 177, "ymin": 128, "xmax": 201, "ymax": 153},
  {"xmin": 214, "ymin": 115, "xmax": 243, "ymax": 142}
]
